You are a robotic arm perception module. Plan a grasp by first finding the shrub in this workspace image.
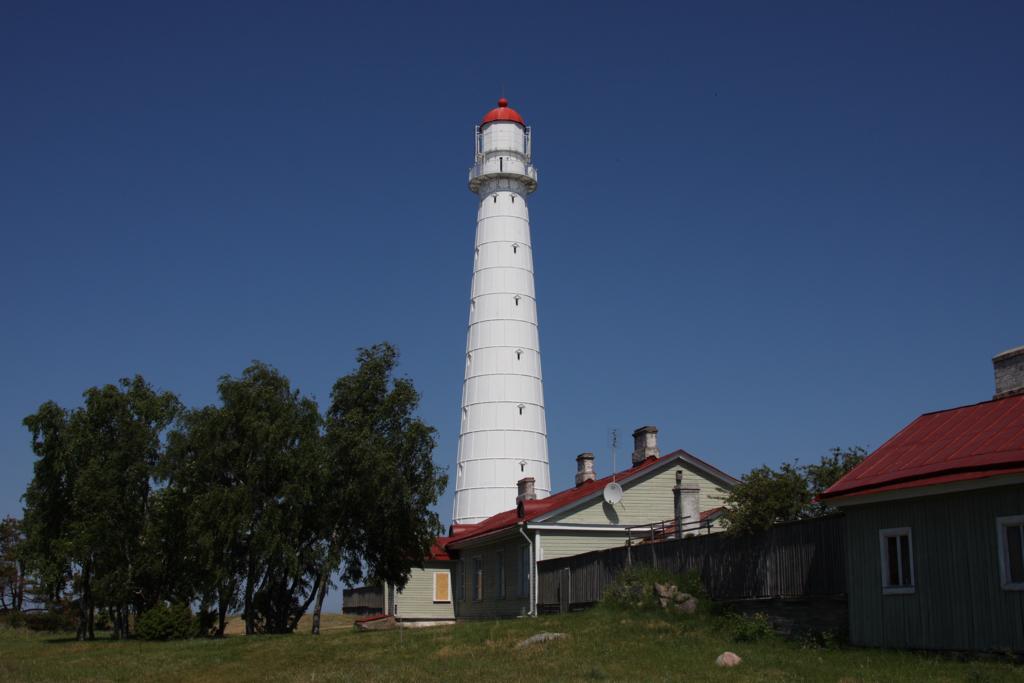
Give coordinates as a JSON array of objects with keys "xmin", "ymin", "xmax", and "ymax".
[
  {"xmin": 135, "ymin": 603, "xmax": 197, "ymax": 641},
  {"xmin": 1, "ymin": 609, "xmax": 77, "ymax": 632},
  {"xmin": 601, "ymin": 566, "xmax": 707, "ymax": 611},
  {"xmin": 727, "ymin": 611, "xmax": 774, "ymax": 642}
]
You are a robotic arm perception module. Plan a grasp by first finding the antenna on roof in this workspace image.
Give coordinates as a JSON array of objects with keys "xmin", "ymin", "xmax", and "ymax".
[
  {"xmin": 603, "ymin": 428, "xmax": 623, "ymax": 505},
  {"xmin": 610, "ymin": 428, "xmax": 619, "ymax": 482}
]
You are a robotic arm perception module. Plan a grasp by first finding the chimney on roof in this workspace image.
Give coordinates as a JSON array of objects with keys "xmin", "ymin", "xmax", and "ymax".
[
  {"xmin": 994, "ymin": 346, "xmax": 1024, "ymax": 400},
  {"xmin": 673, "ymin": 470, "xmax": 700, "ymax": 538},
  {"xmin": 632, "ymin": 426, "xmax": 659, "ymax": 466},
  {"xmin": 575, "ymin": 452, "xmax": 596, "ymax": 487},
  {"xmin": 516, "ymin": 477, "xmax": 536, "ymax": 504}
]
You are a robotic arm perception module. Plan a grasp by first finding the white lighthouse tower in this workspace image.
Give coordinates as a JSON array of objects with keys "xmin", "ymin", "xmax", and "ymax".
[{"xmin": 452, "ymin": 98, "xmax": 550, "ymax": 525}]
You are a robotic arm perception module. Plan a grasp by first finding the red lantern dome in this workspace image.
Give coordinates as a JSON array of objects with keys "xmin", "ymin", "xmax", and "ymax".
[{"xmin": 481, "ymin": 97, "xmax": 525, "ymax": 126}]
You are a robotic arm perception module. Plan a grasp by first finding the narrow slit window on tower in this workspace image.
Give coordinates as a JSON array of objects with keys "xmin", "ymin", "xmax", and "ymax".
[
  {"xmin": 493, "ymin": 195, "xmax": 497, "ymax": 203},
  {"xmin": 512, "ymin": 243, "xmax": 518, "ymax": 254},
  {"xmin": 515, "ymin": 349, "xmax": 523, "ymax": 361},
  {"xmin": 519, "ymin": 460, "xmax": 526, "ymax": 473},
  {"xmin": 511, "ymin": 195, "xmax": 515, "ymax": 204},
  {"xmin": 518, "ymin": 404, "xmax": 525, "ymax": 416},
  {"xmin": 499, "ymin": 157, "xmax": 503, "ymax": 172},
  {"xmin": 514, "ymin": 295, "xmax": 521, "ymax": 307}
]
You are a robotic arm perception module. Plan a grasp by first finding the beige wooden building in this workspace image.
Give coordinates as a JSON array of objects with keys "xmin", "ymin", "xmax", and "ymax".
[{"xmin": 378, "ymin": 426, "xmax": 736, "ymax": 622}]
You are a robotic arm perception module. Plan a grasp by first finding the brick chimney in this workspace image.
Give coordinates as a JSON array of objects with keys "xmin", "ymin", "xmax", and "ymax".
[
  {"xmin": 632, "ymin": 426, "xmax": 659, "ymax": 466},
  {"xmin": 994, "ymin": 346, "xmax": 1024, "ymax": 400},
  {"xmin": 516, "ymin": 477, "xmax": 536, "ymax": 504},
  {"xmin": 575, "ymin": 452, "xmax": 596, "ymax": 486}
]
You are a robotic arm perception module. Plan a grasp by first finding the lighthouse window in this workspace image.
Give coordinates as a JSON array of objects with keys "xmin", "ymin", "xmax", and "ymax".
[
  {"xmin": 514, "ymin": 295, "xmax": 521, "ymax": 307},
  {"xmin": 512, "ymin": 244, "xmax": 518, "ymax": 254},
  {"xmin": 518, "ymin": 404, "xmax": 525, "ymax": 416},
  {"xmin": 499, "ymin": 157, "xmax": 503, "ymax": 172},
  {"xmin": 493, "ymin": 195, "xmax": 497, "ymax": 203},
  {"xmin": 511, "ymin": 195, "xmax": 515, "ymax": 204},
  {"xmin": 515, "ymin": 349, "xmax": 523, "ymax": 360}
]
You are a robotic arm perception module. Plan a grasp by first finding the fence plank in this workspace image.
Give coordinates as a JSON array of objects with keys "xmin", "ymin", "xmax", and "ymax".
[{"xmin": 537, "ymin": 515, "xmax": 846, "ymax": 608}]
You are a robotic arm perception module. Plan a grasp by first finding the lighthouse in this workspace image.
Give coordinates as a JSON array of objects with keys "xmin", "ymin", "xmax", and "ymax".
[{"xmin": 452, "ymin": 98, "xmax": 551, "ymax": 525}]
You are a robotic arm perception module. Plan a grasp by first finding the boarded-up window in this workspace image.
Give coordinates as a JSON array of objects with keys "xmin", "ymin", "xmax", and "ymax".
[
  {"xmin": 473, "ymin": 557, "xmax": 483, "ymax": 601},
  {"xmin": 879, "ymin": 528, "xmax": 914, "ymax": 593},
  {"xmin": 433, "ymin": 571, "xmax": 451, "ymax": 603},
  {"xmin": 998, "ymin": 516, "xmax": 1024, "ymax": 589},
  {"xmin": 496, "ymin": 551, "xmax": 506, "ymax": 599}
]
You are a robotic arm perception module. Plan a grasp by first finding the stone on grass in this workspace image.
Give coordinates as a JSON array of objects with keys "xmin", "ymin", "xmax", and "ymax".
[
  {"xmin": 354, "ymin": 616, "xmax": 396, "ymax": 631},
  {"xmin": 516, "ymin": 632, "xmax": 568, "ymax": 648},
  {"xmin": 716, "ymin": 651, "xmax": 742, "ymax": 667}
]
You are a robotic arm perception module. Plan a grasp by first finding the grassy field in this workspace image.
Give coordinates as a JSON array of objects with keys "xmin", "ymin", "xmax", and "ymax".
[{"xmin": 1, "ymin": 608, "xmax": 1021, "ymax": 682}]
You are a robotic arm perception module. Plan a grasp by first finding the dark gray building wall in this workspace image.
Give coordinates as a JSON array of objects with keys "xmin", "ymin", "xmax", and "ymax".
[{"xmin": 845, "ymin": 483, "xmax": 1024, "ymax": 651}]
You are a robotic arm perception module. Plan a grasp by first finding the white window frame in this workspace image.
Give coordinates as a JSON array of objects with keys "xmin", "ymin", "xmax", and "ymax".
[
  {"xmin": 996, "ymin": 515, "xmax": 1024, "ymax": 591},
  {"xmin": 879, "ymin": 527, "xmax": 915, "ymax": 594},
  {"xmin": 432, "ymin": 570, "xmax": 451, "ymax": 603}
]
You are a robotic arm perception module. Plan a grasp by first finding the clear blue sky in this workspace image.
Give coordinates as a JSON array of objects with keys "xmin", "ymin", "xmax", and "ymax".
[{"xmin": 3, "ymin": 1, "xmax": 1022, "ymax": 526}]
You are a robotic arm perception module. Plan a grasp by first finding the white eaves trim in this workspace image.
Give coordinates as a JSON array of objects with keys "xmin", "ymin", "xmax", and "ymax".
[
  {"xmin": 527, "ymin": 523, "xmax": 630, "ymax": 532},
  {"xmin": 826, "ymin": 473, "xmax": 1024, "ymax": 508}
]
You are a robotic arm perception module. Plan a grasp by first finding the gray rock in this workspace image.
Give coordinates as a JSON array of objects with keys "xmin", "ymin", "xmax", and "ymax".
[{"xmin": 517, "ymin": 632, "xmax": 568, "ymax": 648}]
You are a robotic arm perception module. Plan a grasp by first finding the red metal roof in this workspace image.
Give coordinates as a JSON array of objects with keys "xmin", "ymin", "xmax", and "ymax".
[
  {"xmin": 427, "ymin": 538, "xmax": 452, "ymax": 561},
  {"xmin": 821, "ymin": 394, "xmax": 1024, "ymax": 500},
  {"xmin": 445, "ymin": 449, "xmax": 737, "ymax": 548},
  {"xmin": 482, "ymin": 97, "xmax": 525, "ymax": 126}
]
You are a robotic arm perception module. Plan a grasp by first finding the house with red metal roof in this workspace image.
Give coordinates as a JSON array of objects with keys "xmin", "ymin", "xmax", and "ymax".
[
  {"xmin": 376, "ymin": 426, "xmax": 736, "ymax": 622},
  {"xmin": 820, "ymin": 345, "xmax": 1024, "ymax": 652}
]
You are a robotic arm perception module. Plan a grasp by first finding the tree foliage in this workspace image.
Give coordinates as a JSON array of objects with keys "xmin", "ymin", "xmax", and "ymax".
[
  {"xmin": 310, "ymin": 343, "xmax": 447, "ymax": 633},
  {"xmin": 0, "ymin": 516, "xmax": 28, "ymax": 612},
  {"xmin": 18, "ymin": 344, "xmax": 446, "ymax": 640},
  {"xmin": 723, "ymin": 447, "xmax": 867, "ymax": 535}
]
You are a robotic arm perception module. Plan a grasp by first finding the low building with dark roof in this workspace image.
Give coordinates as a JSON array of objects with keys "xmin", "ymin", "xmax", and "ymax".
[
  {"xmin": 373, "ymin": 426, "xmax": 737, "ymax": 622},
  {"xmin": 820, "ymin": 345, "xmax": 1024, "ymax": 652}
]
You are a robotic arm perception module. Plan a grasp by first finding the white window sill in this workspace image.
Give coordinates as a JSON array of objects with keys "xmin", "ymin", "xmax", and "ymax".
[{"xmin": 882, "ymin": 586, "xmax": 915, "ymax": 595}]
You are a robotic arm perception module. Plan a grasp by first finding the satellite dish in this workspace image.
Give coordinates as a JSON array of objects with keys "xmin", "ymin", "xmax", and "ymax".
[{"xmin": 603, "ymin": 481, "xmax": 623, "ymax": 505}]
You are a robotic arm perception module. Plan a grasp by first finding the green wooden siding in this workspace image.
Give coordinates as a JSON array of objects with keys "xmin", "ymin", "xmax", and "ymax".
[
  {"xmin": 545, "ymin": 463, "xmax": 728, "ymax": 526},
  {"xmin": 540, "ymin": 530, "xmax": 628, "ymax": 561},
  {"xmin": 394, "ymin": 562, "xmax": 455, "ymax": 620},
  {"xmin": 453, "ymin": 535, "xmax": 531, "ymax": 619},
  {"xmin": 845, "ymin": 483, "xmax": 1024, "ymax": 651}
]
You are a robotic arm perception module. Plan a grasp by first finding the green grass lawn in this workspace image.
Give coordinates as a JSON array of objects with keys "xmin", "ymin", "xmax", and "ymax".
[{"xmin": 1, "ymin": 608, "xmax": 1020, "ymax": 682}]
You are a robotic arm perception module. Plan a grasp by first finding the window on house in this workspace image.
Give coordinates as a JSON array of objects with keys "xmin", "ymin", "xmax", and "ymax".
[
  {"xmin": 473, "ymin": 557, "xmax": 484, "ymax": 601},
  {"xmin": 496, "ymin": 551, "xmax": 506, "ymax": 599},
  {"xmin": 433, "ymin": 571, "xmax": 451, "ymax": 603},
  {"xmin": 997, "ymin": 515, "xmax": 1024, "ymax": 590},
  {"xmin": 879, "ymin": 528, "xmax": 914, "ymax": 594},
  {"xmin": 518, "ymin": 545, "xmax": 530, "ymax": 597}
]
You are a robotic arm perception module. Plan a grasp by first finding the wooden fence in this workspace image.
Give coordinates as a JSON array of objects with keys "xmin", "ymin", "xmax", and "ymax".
[
  {"xmin": 341, "ymin": 585, "xmax": 384, "ymax": 615},
  {"xmin": 538, "ymin": 514, "xmax": 846, "ymax": 609}
]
